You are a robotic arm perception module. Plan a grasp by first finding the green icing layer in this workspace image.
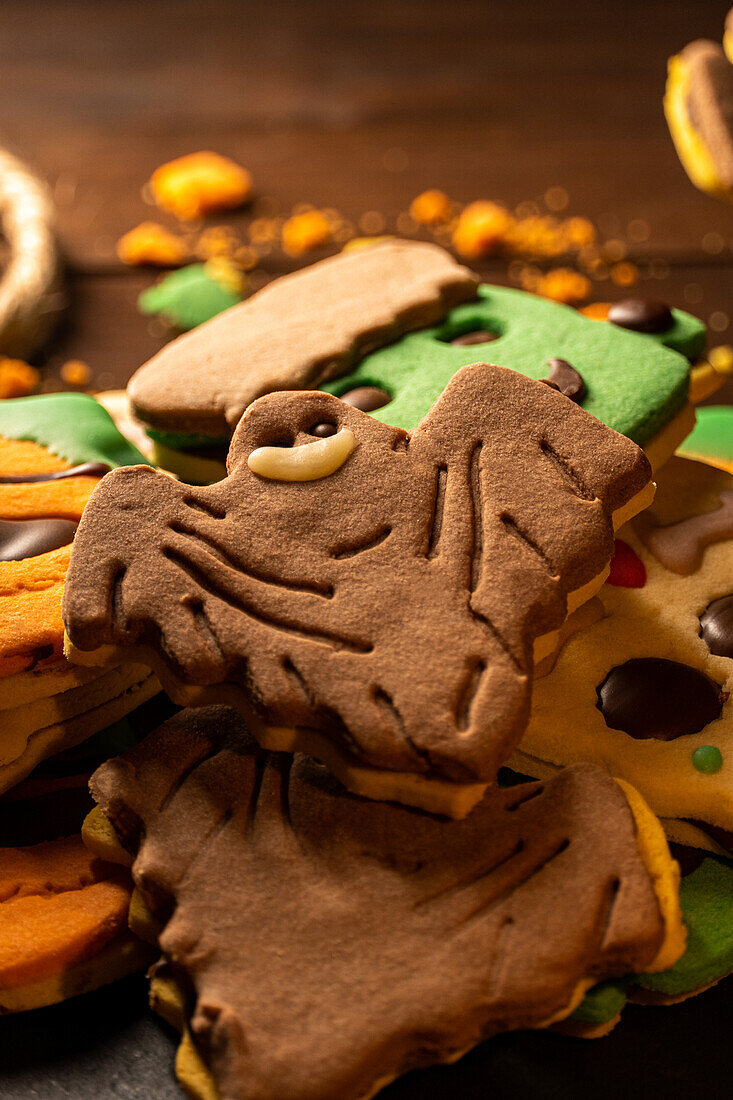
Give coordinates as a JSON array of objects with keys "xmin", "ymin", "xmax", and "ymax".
[
  {"xmin": 0, "ymin": 393, "xmax": 148, "ymax": 468},
  {"xmin": 322, "ymin": 285, "xmax": 700, "ymax": 444},
  {"xmin": 139, "ymin": 263, "xmax": 243, "ymax": 332},
  {"xmin": 678, "ymin": 405, "xmax": 733, "ymax": 462},
  {"xmin": 570, "ymin": 979, "xmax": 627, "ymax": 1026},
  {"xmin": 636, "ymin": 856, "xmax": 733, "ymax": 997},
  {"xmin": 573, "ymin": 854, "xmax": 733, "ymax": 1024}
]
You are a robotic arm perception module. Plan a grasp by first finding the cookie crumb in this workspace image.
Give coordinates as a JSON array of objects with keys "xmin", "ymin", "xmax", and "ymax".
[
  {"xmin": 0, "ymin": 358, "xmax": 40, "ymax": 398},
  {"xmin": 535, "ymin": 268, "xmax": 592, "ymax": 305},
  {"xmin": 409, "ymin": 189, "xmax": 451, "ymax": 225},
  {"xmin": 281, "ymin": 210, "xmax": 332, "ymax": 256},
  {"xmin": 452, "ymin": 201, "xmax": 514, "ymax": 258},
  {"xmin": 116, "ymin": 222, "xmax": 188, "ymax": 267},
  {"xmin": 60, "ymin": 360, "xmax": 92, "ymax": 387},
  {"xmin": 150, "ymin": 152, "xmax": 253, "ymax": 220}
]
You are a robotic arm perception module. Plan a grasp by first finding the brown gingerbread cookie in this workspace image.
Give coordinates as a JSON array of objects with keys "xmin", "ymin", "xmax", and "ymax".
[
  {"xmin": 63, "ymin": 365, "xmax": 652, "ymax": 812},
  {"xmin": 87, "ymin": 706, "xmax": 681, "ymax": 1100},
  {"xmin": 128, "ymin": 238, "xmax": 479, "ymax": 438}
]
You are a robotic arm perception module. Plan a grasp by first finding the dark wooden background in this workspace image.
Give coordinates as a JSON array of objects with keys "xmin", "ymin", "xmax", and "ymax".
[
  {"xmin": 2, "ymin": 2, "xmax": 733, "ymax": 1098},
  {"xmin": 1, "ymin": 0, "xmax": 732, "ymax": 400}
]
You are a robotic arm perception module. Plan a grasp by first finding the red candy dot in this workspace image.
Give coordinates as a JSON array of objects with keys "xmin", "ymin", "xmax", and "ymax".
[{"xmin": 607, "ymin": 539, "xmax": 646, "ymax": 588}]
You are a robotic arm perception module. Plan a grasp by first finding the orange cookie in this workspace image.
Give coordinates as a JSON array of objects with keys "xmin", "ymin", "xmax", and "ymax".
[
  {"xmin": 0, "ymin": 834, "xmax": 152, "ymax": 1011},
  {"xmin": 0, "ymin": 393, "xmax": 160, "ymax": 793}
]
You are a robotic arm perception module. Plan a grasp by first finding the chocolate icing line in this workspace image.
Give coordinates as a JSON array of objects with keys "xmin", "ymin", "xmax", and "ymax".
[
  {"xmin": 0, "ymin": 517, "xmax": 77, "ymax": 562},
  {"xmin": 0, "ymin": 462, "xmax": 111, "ymax": 484},
  {"xmin": 634, "ymin": 489, "xmax": 733, "ymax": 574}
]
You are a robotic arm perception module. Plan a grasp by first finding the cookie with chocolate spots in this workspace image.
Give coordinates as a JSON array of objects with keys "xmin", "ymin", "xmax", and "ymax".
[
  {"xmin": 510, "ymin": 455, "xmax": 733, "ymax": 848},
  {"xmin": 63, "ymin": 364, "xmax": 652, "ymax": 816},
  {"xmin": 84, "ymin": 705, "xmax": 683, "ymax": 1100},
  {"xmin": 127, "ymin": 242, "xmax": 702, "ymax": 483}
]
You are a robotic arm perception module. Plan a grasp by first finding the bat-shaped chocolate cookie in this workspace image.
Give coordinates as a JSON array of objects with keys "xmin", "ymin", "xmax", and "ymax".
[
  {"xmin": 64, "ymin": 365, "xmax": 652, "ymax": 806},
  {"xmin": 88, "ymin": 706, "xmax": 682, "ymax": 1100}
]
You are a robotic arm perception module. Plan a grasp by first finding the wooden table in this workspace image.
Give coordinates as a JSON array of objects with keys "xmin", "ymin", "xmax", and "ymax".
[{"xmin": 1, "ymin": 2, "xmax": 731, "ymax": 1098}]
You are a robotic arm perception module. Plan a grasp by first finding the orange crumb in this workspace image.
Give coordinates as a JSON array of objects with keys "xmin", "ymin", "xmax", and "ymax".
[
  {"xmin": 0, "ymin": 358, "xmax": 39, "ymax": 399},
  {"xmin": 150, "ymin": 152, "xmax": 253, "ymax": 221},
  {"xmin": 116, "ymin": 222, "xmax": 188, "ymax": 267},
  {"xmin": 506, "ymin": 215, "xmax": 565, "ymax": 258},
  {"xmin": 60, "ymin": 360, "xmax": 91, "ymax": 387},
  {"xmin": 579, "ymin": 301, "xmax": 612, "ymax": 320},
  {"xmin": 452, "ymin": 201, "xmax": 514, "ymax": 259},
  {"xmin": 196, "ymin": 225, "xmax": 239, "ymax": 260},
  {"xmin": 409, "ymin": 189, "xmax": 451, "ymax": 226},
  {"xmin": 233, "ymin": 245, "xmax": 260, "ymax": 270},
  {"xmin": 563, "ymin": 217, "xmax": 596, "ymax": 248},
  {"xmin": 248, "ymin": 217, "xmax": 279, "ymax": 244},
  {"xmin": 535, "ymin": 268, "xmax": 592, "ymax": 305},
  {"xmin": 281, "ymin": 210, "xmax": 332, "ymax": 256},
  {"xmin": 611, "ymin": 261, "xmax": 639, "ymax": 287}
]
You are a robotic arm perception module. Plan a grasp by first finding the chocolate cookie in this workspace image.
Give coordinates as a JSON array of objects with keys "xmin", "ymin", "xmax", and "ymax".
[
  {"xmin": 87, "ymin": 705, "xmax": 682, "ymax": 1100},
  {"xmin": 63, "ymin": 365, "xmax": 652, "ymax": 813},
  {"xmin": 128, "ymin": 239, "xmax": 479, "ymax": 439}
]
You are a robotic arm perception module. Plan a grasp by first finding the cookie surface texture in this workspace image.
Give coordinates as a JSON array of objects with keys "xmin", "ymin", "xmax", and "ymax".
[
  {"xmin": 64, "ymin": 365, "xmax": 651, "ymax": 792},
  {"xmin": 128, "ymin": 239, "xmax": 480, "ymax": 437},
  {"xmin": 89, "ymin": 705, "xmax": 677, "ymax": 1100},
  {"xmin": 511, "ymin": 456, "xmax": 733, "ymax": 839}
]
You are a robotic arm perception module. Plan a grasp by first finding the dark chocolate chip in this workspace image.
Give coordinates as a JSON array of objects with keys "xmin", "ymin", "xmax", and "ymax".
[
  {"xmin": 607, "ymin": 298, "xmax": 673, "ymax": 334},
  {"xmin": 700, "ymin": 594, "xmax": 733, "ymax": 659},
  {"xmin": 596, "ymin": 657, "xmax": 725, "ymax": 741},
  {"xmin": 0, "ymin": 462, "xmax": 111, "ymax": 484},
  {"xmin": 309, "ymin": 422, "xmax": 338, "ymax": 438},
  {"xmin": 450, "ymin": 330, "xmax": 498, "ymax": 346},
  {"xmin": 0, "ymin": 517, "xmax": 78, "ymax": 561},
  {"xmin": 340, "ymin": 386, "xmax": 391, "ymax": 412},
  {"xmin": 545, "ymin": 358, "xmax": 586, "ymax": 401}
]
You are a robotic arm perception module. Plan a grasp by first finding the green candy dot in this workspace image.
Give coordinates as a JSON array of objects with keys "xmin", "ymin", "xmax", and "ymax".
[{"xmin": 692, "ymin": 746, "xmax": 723, "ymax": 774}]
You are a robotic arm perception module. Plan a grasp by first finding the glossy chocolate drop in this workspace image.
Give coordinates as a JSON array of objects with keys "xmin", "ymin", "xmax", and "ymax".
[
  {"xmin": 607, "ymin": 297, "xmax": 673, "ymax": 334},
  {"xmin": 450, "ymin": 329, "xmax": 498, "ymax": 346},
  {"xmin": 545, "ymin": 358, "xmax": 586, "ymax": 401},
  {"xmin": 309, "ymin": 422, "xmax": 338, "ymax": 438},
  {"xmin": 0, "ymin": 462, "xmax": 111, "ymax": 484},
  {"xmin": 0, "ymin": 517, "xmax": 78, "ymax": 561},
  {"xmin": 597, "ymin": 657, "xmax": 724, "ymax": 741},
  {"xmin": 339, "ymin": 386, "xmax": 391, "ymax": 413},
  {"xmin": 700, "ymin": 594, "xmax": 733, "ymax": 659}
]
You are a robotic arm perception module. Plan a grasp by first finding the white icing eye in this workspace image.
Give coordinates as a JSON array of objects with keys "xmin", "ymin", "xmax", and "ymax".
[{"xmin": 247, "ymin": 428, "xmax": 357, "ymax": 482}]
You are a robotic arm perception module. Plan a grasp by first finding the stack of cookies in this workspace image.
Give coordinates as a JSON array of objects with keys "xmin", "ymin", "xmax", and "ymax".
[{"xmin": 3, "ymin": 240, "xmax": 733, "ymax": 1098}]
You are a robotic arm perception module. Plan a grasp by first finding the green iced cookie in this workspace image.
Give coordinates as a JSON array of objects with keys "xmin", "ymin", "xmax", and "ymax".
[
  {"xmin": 677, "ymin": 405, "xmax": 733, "ymax": 471},
  {"xmin": 323, "ymin": 285, "xmax": 703, "ymax": 445},
  {"xmin": 572, "ymin": 853, "xmax": 733, "ymax": 1026},
  {"xmin": 0, "ymin": 392, "xmax": 148, "ymax": 468},
  {"xmin": 139, "ymin": 262, "xmax": 244, "ymax": 331},
  {"xmin": 636, "ymin": 855, "xmax": 733, "ymax": 998}
]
